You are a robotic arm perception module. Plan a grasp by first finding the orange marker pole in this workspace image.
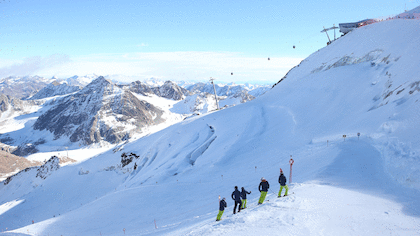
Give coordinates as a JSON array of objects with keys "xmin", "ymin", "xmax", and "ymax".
[{"xmin": 289, "ymin": 158, "xmax": 294, "ymax": 184}]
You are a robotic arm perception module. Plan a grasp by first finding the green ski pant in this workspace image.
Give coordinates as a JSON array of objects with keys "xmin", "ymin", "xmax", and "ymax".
[
  {"xmin": 258, "ymin": 191, "xmax": 267, "ymax": 204},
  {"xmin": 278, "ymin": 185, "xmax": 289, "ymax": 197},
  {"xmin": 216, "ymin": 210, "xmax": 224, "ymax": 221},
  {"xmin": 241, "ymin": 199, "xmax": 247, "ymax": 209}
]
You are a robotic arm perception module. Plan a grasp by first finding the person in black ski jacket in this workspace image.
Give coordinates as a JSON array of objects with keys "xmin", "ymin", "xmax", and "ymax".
[
  {"xmin": 258, "ymin": 177, "xmax": 269, "ymax": 204},
  {"xmin": 278, "ymin": 169, "xmax": 289, "ymax": 197},
  {"xmin": 240, "ymin": 187, "xmax": 251, "ymax": 209},
  {"xmin": 231, "ymin": 186, "xmax": 242, "ymax": 214},
  {"xmin": 216, "ymin": 197, "xmax": 227, "ymax": 221}
]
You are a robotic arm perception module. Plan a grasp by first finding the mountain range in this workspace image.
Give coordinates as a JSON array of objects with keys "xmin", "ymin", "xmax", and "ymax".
[{"xmin": 0, "ymin": 76, "xmax": 270, "ymax": 160}]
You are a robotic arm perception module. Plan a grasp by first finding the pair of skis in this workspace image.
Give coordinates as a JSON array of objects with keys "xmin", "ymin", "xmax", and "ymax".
[{"xmin": 277, "ymin": 192, "xmax": 294, "ymax": 198}]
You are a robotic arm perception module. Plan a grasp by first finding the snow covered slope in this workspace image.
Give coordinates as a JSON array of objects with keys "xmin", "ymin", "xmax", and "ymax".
[
  {"xmin": 397, "ymin": 5, "xmax": 420, "ymax": 19},
  {"xmin": 0, "ymin": 95, "xmax": 43, "ymax": 134},
  {"xmin": 28, "ymin": 81, "xmax": 81, "ymax": 100},
  {"xmin": 1, "ymin": 19, "xmax": 420, "ymax": 236},
  {"xmin": 0, "ymin": 76, "xmax": 53, "ymax": 99}
]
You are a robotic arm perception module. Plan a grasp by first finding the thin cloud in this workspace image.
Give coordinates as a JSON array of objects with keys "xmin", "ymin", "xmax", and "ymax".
[
  {"xmin": 1, "ymin": 52, "xmax": 303, "ymax": 83},
  {"xmin": 0, "ymin": 54, "xmax": 71, "ymax": 78},
  {"xmin": 137, "ymin": 43, "xmax": 149, "ymax": 47}
]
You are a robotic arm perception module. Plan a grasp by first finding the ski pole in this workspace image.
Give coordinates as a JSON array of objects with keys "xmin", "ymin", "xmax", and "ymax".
[{"xmin": 269, "ymin": 188, "xmax": 276, "ymax": 195}]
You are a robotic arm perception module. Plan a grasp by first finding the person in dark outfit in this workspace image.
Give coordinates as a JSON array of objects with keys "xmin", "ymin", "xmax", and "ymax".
[
  {"xmin": 240, "ymin": 187, "xmax": 251, "ymax": 209},
  {"xmin": 278, "ymin": 169, "xmax": 289, "ymax": 197},
  {"xmin": 216, "ymin": 197, "xmax": 227, "ymax": 221},
  {"xmin": 231, "ymin": 186, "xmax": 242, "ymax": 214},
  {"xmin": 258, "ymin": 177, "xmax": 270, "ymax": 204}
]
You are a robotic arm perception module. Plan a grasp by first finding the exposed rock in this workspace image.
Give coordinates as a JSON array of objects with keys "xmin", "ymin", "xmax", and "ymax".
[
  {"xmin": 232, "ymin": 91, "xmax": 255, "ymax": 103},
  {"xmin": 12, "ymin": 143, "xmax": 39, "ymax": 157},
  {"xmin": 3, "ymin": 166, "xmax": 38, "ymax": 185},
  {"xmin": 36, "ymin": 155, "xmax": 60, "ymax": 179},
  {"xmin": 33, "ymin": 76, "xmax": 164, "ymax": 145},
  {"xmin": 122, "ymin": 80, "xmax": 190, "ymax": 100},
  {"xmin": 0, "ymin": 94, "xmax": 43, "ymax": 123},
  {"xmin": 29, "ymin": 81, "xmax": 81, "ymax": 100},
  {"xmin": 122, "ymin": 81, "xmax": 154, "ymax": 96},
  {"xmin": 0, "ymin": 76, "xmax": 52, "ymax": 99},
  {"xmin": 151, "ymin": 81, "xmax": 190, "ymax": 100},
  {"xmin": 185, "ymin": 82, "xmax": 266, "ymax": 99},
  {"xmin": 121, "ymin": 152, "xmax": 139, "ymax": 167}
]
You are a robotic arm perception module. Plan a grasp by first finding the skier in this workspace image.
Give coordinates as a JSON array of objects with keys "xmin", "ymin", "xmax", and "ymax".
[
  {"xmin": 258, "ymin": 177, "xmax": 270, "ymax": 205},
  {"xmin": 278, "ymin": 168, "xmax": 289, "ymax": 197},
  {"xmin": 231, "ymin": 186, "xmax": 242, "ymax": 214},
  {"xmin": 240, "ymin": 187, "xmax": 251, "ymax": 209},
  {"xmin": 216, "ymin": 197, "xmax": 227, "ymax": 221}
]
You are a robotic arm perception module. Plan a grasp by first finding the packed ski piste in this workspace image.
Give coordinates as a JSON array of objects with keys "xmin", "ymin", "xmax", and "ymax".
[{"xmin": 1, "ymin": 16, "xmax": 420, "ymax": 236}]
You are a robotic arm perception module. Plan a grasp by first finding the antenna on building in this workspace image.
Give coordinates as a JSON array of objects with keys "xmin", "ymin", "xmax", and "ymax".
[
  {"xmin": 321, "ymin": 24, "xmax": 339, "ymax": 45},
  {"xmin": 209, "ymin": 77, "xmax": 220, "ymax": 110}
]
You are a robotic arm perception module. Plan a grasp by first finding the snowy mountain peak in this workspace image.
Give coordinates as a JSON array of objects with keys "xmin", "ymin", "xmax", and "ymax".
[
  {"xmin": 83, "ymin": 76, "xmax": 111, "ymax": 88},
  {"xmin": 30, "ymin": 75, "xmax": 164, "ymax": 147}
]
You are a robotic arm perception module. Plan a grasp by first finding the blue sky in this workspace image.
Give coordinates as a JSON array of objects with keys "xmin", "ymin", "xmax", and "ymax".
[{"xmin": 0, "ymin": 0, "xmax": 418, "ymax": 83}]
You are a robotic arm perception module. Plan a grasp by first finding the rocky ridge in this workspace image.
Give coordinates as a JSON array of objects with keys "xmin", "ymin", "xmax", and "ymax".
[
  {"xmin": 29, "ymin": 81, "xmax": 82, "ymax": 100},
  {"xmin": 32, "ymin": 76, "xmax": 164, "ymax": 145},
  {"xmin": 0, "ymin": 76, "xmax": 53, "ymax": 99}
]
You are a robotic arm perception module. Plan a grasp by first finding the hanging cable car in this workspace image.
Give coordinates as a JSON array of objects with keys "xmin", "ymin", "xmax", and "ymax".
[
  {"xmin": 293, "ymin": 45, "xmax": 296, "ymax": 49},
  {"xmin": 231, "ymin": 72, "xmax": 233, "ymax": 75}
]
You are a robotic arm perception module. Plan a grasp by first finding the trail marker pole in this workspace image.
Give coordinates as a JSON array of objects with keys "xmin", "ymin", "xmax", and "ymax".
[
  {"xmin": 289, "ymin": 157, "xmax": 294, "ymax": 184},
  {"xmin": 255, "ymin": 166, "xmax": 257, "ymax": 173},
  {"xmin": 327, "ymin": 140, "xmax": 329, "ymax": 147},
  {"xmin": 357, "ymin": 132, "xmax": 360, "ymax": 140},
  {"xmin": 154, "ymin": 219, "xmax": 158, "ymax": 229},
  {"xmin": 343, "ymin": 135, "xmax": 346, "ymax": 141}
]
